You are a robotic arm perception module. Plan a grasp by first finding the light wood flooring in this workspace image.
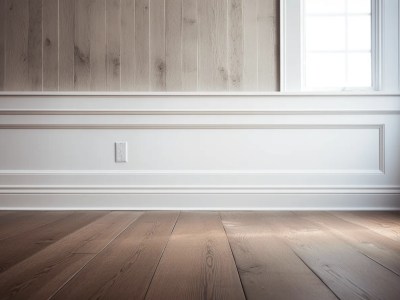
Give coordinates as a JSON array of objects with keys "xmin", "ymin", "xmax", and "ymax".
[{"xmin": 0, "ymin": 211, "xmax": 400, "ymax": 299}]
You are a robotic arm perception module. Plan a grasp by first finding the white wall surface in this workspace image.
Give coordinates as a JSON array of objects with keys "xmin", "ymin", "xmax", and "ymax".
[{"xmin": 0, "ymin": 93, "xmax": 399, "ymax": 210}]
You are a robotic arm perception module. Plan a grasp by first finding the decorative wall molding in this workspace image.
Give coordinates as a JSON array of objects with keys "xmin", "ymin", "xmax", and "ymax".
[{"xmin": 0, "ymin": 94, "xmax": 399, "ymax": 209}]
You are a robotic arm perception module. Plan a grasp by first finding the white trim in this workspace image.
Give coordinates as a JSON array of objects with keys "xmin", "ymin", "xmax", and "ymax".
[
  {"xmin": 1, "ymin": 186, "xmax": 399, "ymax": 194},
  {"xmin": 0, "ymin": 94, "xmax": 399, "ymax": 210},
  {"xmin": 281, "ymin": 0, "xmax": 399, "ymax": 92},
  {"xmin": 0, "ymin": 91, "xmax": 399, "ymax": 96},
  {"xmin": 0, "ymin": 194, "xmax": 399, "ymax": 210}
]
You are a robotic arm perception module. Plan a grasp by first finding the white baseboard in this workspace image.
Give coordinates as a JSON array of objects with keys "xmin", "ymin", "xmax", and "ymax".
[{"xmin": 0, "ymin": 193, "xmax": 399, "ymax": 210}]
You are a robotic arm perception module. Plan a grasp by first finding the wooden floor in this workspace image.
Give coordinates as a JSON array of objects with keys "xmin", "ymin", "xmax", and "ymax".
[{"xmin": 0, "ymin": 211, "xmax": 399, "ymax": 299}]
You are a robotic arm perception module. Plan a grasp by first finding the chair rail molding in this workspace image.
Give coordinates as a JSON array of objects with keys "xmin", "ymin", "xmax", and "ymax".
[{"xmin": 0, "ymin": 93, "xmax": 399, "ymax": 210}]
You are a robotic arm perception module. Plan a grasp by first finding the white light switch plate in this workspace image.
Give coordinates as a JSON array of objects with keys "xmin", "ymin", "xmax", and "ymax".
[{"xmin": 115, "ymin": 142, "xmax": 128, "ymax": 163}]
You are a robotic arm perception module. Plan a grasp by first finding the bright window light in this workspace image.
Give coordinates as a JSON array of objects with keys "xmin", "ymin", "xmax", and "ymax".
[{"xmin": 302, "ymin": 0, "xmax": 372, "ymax": 90}]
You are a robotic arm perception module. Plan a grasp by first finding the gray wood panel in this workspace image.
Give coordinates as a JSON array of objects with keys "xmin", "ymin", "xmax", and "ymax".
[
  {"xmin": 0, "ymin": 0, "xmax": 279, "ymax": 91},
  {"xmin": 106, "ymin": 0, "xmax": 121, "ymax": 91},
  {"xmin": 121, "ymin": 0, "xmax": 135, "ymax": 90},
  {"xmin": 90, "ymin": 0, "xmax": 107, "ymax": 91},
  {"xmin": 228, "ymin": 0, "xmax": 243, "ymax": 91},
  {"xmin": 0, "ymin": 0, "xmax": 5, "ymax": 90},
  {"xmin": 182, "ymin": 0, "xmax": 198, "ymax": 90},
  {"xmin": 28, "ymin": 0, "xmax": 42, "ymax": 91},
  {"xmin": 59, "ymin": 0, "xmax": 75, "ymax": 90},
  {"xmin": 134, "ymin": 0, "xmax": 150, "ymax": 90},
  {"xmin": 74, "ymin": 0, "xmax": 91, "ymax": 91},
  {"xmin": 5, "ymin": 0, "xmax": 29, "ymax": 90},
  {"xmin": 150, "ymin": 0, "xmax": 166, "ymax": 91},
  {"xmin": 166, "ymin": 0, "xmax": 182, "ymax": 91},
  {"xmin": 43, "ymin": 0, "xmax": 59, "ymax": 91}
]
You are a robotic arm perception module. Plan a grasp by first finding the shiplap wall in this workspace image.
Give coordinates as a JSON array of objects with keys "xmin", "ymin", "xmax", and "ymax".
[{"xmin": 0, "ymin": 0, "xmax": 279, "ymax": 91}]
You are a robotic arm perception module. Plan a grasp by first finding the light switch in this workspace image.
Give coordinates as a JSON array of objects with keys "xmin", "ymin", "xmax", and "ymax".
[{"xmin": 115, "ymin": 142, "xmax": 128, "ymax": 163}]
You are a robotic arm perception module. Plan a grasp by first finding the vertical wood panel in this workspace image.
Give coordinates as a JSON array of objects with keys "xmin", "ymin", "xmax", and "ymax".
[
  {"xmin": 0, "ymin": 0, "xmax": 279, "ymax": 92},
  {"xmin": 28, "ymin": 0, "xmax": 42, "ymax": 91},
  {"xmin": 43, "ymin": 0, "xmax": 59, "ymax": 90},
  {"xmin": 106, "ymin": 0, "xmax": 121, "ymax": 90},
  {"xmin": 257, "ymin": 0, "xmax": 278, "ymax": 91},
  {"xmin": 134, "ymin": 0, "xmax": 149, "ymax": 90},
  {"xmin": 120, "ymin": 0, "xmax": 135, "ymax": 90},
  {"xmin": 90, "ymin": 0, "xmax": 107, "ymax": 90},
  {"xmin": 242, "ymin": 0, "xmax": 258, "ymax": 89},
  {"xmin": 59, "ymin": 0, "xmax": 75, "ymax": 90},
  {"xmin": 228, "ymin": 0, "xmax": 243, "ymax": 90},
  {"xmin": 5, "ymin": 0, "xmax": 29, "ymax": 90},
  {"xmin": 0, "ymin": 0, "xmax": 5, "ymax": 90},
  {"xmin": 166, "ymin": 0, "xmax": 182, "ymax": 91},
  {"xmin": 150, "ymin": 0, "xmax": 165, "ymax": 91},
  {"xmin": 182, "ymin": 0, "xmax": 198, "ymax": 90},
  {"xmin": 74, "ymin": 0, "xmax": 91, "ymax": 90},
  {"xmin": 198, "ymin": 0, "xmax": 228, "ymax": 91}
]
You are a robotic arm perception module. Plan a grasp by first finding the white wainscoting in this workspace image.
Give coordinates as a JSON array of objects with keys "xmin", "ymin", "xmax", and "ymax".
[{"xmin": 0, "ymin": 93, "xmax": 399, "ymax": 210}]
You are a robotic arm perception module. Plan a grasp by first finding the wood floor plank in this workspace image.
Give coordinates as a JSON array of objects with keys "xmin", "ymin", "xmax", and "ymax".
[
  {"xmin": 145, "ymin": 212, "xmax": 245, "ymax": 300},
  {"xmin": 264, "ymin": 212, "xmax": 400, "ymax": 300},
  {"xmin": 53, "ymin": 211, "xmax": 179, "ymax": 299},
  {"xmin": 221, "ymin": 212, "xmax": 337, "ymax": 300},
  {"xmin": 0, "ymin": 211, "xmax": 75, "ymax": 241},
  {"xmin": 298, "ymin": 211, "xmax": 400, "ymax": 276},
  {"xmin": 0, "ymin": 211, "xmax": 141, "ymax": 300},
  {"xmin": 333, "ymin": 211, "xmax": 400, "ymax": 243},
  {"xmin": 0, "ymin": 211, "xmax": 107, "ymax": 272}
]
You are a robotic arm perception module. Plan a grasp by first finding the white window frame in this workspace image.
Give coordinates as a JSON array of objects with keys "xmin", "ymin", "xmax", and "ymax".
[{"xmin": 280, "ymin": 0, "xmax": 400, "ymax": 92}]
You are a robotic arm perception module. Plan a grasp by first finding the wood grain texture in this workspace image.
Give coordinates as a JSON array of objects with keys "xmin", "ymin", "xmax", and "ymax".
[
  {"xmin": 228, "ymin": 0, "xmax": 243, "ymax": 91},
  {"xmin": 298, "ymin": 212, "xmax": 400, "ymax": 276},
  {"xmin": 0, "ymin": 0, "xmax": 5, "ymax": 90},
  {"xmin": 257, "ymin": 0, "xmax": 278, "ymax": 90},
  {"xmin": 43, "ymin": 0, "xmax": 59, "ymax": 90},
  {"xmin": 0, "ymin": 211, "xmax": 74, "ymax": 241},
  {"xmin": 28, "ymin": 0, "xmax": 42, "ymax": 90},
  {"xmin": 90, "ymin": 0, "xmax": 107, "ymax": 91},
  {"xmin": 242, "ymin": 0, "xmax": 257, "ymax": 89},
  {"xmin": 0, "ymin": 211, "xmax": 106, "ymax": 272},
  {"xmin": 0, "ymin": 211, "xmax": 399, "ymax": 299},
  {"xmin": 59, "ymin": 0, "xmax": 75, "ymax": 90},
  {"xmin": 198, "ymin": 0, "xmax": 228, "ymax": 91},
  {"xmin": 5, "ymin": 0, "xmax": 29, "ymax": 90},
  {"xmin": 166, "ymin": 0, "xmax": 182, "ymax": 91},
  {"xmin": 265, "ymin": 212, "xmax": 400, "ymax": 300},
  {"xmin": 333, "ymin": 211, "xmax": 400, "ymax": 243},
  {"xmin": 53, "ymin": 212, "xmax": 179, "ymax": 300},
  {"xmin": 221, "ymin": 212, "xmax": 337, "ymax": 300},
  {"xmin": 145, "ymin": 212, "xmax": 245, "ymax": 300},
  {"xmin": 74, "ymin": 0, "xmax": 91, "ymax": 90},
  {"xmin": 106, "ymin": 0, "xmax": 121, "ymax": 90},
  {"xmin": 134, "ymin": 0, "xmax": 150, "ymax": 90},
  {"xmin": 150, "ymin": 0, "xmax": 166, "ymax": 91},
  {"xmin": 182, "ymin": 0, "xmax": 198, "ymax": 90},
  {"xmin": 0, "ymin": 212, "xmax": 141, "ymax": 300},
  {"xmin": 0, "ymin": 0, "xmax": 279, "ymax": 91},
  {"xmin": 121, "ymin": 0, "xmax": 135, "ymax": 90}
]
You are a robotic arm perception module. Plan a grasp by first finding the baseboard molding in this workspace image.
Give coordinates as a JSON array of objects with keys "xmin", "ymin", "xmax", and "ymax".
[{"xmin": 1, "ymin": 193, "xmax": 399, "ymax": 210}]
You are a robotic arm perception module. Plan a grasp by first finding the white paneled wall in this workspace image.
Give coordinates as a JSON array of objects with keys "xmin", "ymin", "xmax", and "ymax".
[{"xmin": 0, "ymin": 93, "xmax": 399, "ymax": 209}]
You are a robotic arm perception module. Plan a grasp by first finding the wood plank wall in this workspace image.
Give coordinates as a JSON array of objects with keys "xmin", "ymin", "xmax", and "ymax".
[{"xmin": 0, "ymin": 0, "xmax": 279, "ymax": 91}]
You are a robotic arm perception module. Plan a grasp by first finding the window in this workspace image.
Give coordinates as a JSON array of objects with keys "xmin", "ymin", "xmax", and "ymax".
[
  {"xmin": 303, "ymin": 0, "xmax": 373, "ymax": 90},
  {"xmin": 281, "ymin": 0, "xmax": 400, "ymax": 92}
]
